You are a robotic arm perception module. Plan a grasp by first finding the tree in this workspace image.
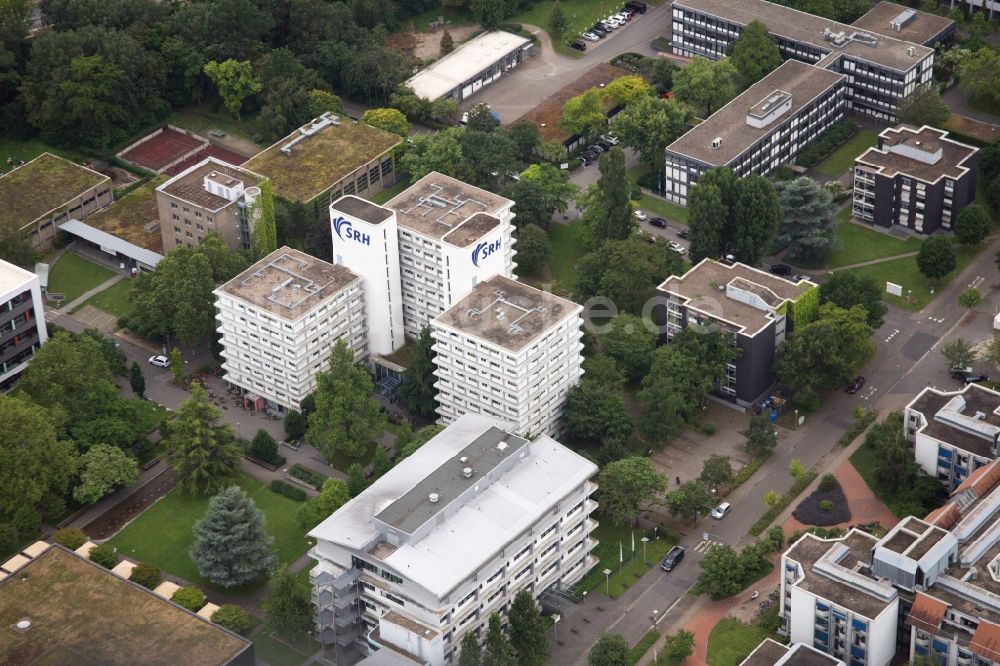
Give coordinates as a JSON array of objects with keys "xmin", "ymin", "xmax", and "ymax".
[
  {"xmin": 203, "ymin": 59, "xmax": 261, "ymax": 120},
  {"xmin": 395, "ymin": 425, "xmax": 444, "ymax": 460},
  {"xmin": 941, "ymin": 338, "xmax": 977, "ymax": 370},
  {"xmin": 472, "ymin": 0, "xmax": 507, "ymax": 29},
  {"xmin": 129, "ymin": 361, "xmax": 145, "ymax": 398},
  {"xmin": 372, "ymin": 446, "xmax": 392, "ymax": 479},
  {"xmin": 576, "ymin": 236, "xmax": 684, "ymax": 316},
  {"xmin": 306, "ymin": 89, "xmax": 344, "ymax": 117},
  {"xmin": 586, "ymin": 147, "xmax": 633, "ymax": 244},
  {"xmin": 508, "ymin": 590, "xmax": 547, "ymax": 666},
  {"xmin": 819, "ymin": 273, "xmax": 887, "ymax": 329},
  {"xmin": 89, "ymin": 543, "xmax": 119, "ymax": 569},
  {"xmin": 73, "ymin": 444, "xmax": 139, "ymax": 504},
  {"xmin": 461, "ymin": 129, "xmax": 520, "ymax": 188},
  {"xmin": 432, "ymin": 97, "xmax": 461, "ymax": 123},
  {"xmin": 597, "ymin": 457, "xmax": 667, "ymax": 525},
  {"xmin": 249, "ymin": 429, "xmax": 278, "ymax": 463},
  {"xmin": 733, "ymin": 176, "xmax": 781, "ymax": 266},
  {"xmin": 513, "ymin": 224, "xmax": 550, "ymax": 275},
  {"xmin": 342, "ymin": 44, "xmax": 411, "ymax": 104},
  {"xmin": 603, "ymin": 75, "xmax": 652, "ymax": 108},
  {"xmin": 788, "ymin": 458, "xmax": 806, "ymax": 480},
  {"xmin": 460, "ymin": 631, "xmax": 482, "ymax": 666},
  {"xmin": 440, "ymin": 28, "xmax": 455, "ymax": 56},
  {"xmin": 700, "ymin": 454, "xmax": 733, "ymax": 488},
  {"xmin": 212, "ymin": 604, "xmax": 253, "ymax": 634},
  {"xmin": 484, "ymin": 612, "xmax": 517, "ymax": 666},
  {"xmin": 52, "ymin": 527, "xmax": 87, "ymax": 550},
  {"xmin": 307, "ymin": 340, "xmax": 385, "ymax": 461},
  {"xmin": 284, "ymin": 409, "xmax": 308, "ymax": 441},
  {"xmin": 167, "ymin": 384, "xmax": 242, "ymax": 496},
  {"xmin": 171, "ymin": 587, "xmax": 206, "ymax": 611},
  {"xmin": 190, "ymin": 486, "xmax": 276, "ymax": 587},
  {"xmin": 398, "ymin": 326, "xmax": 438, "ymax": 417},
  {"xmin": 776, "ymin": 177, "xmax": 838, "ymax": 262},
  {"xmin": 560, "ymin": 88, "xmax": 606, "ymax": 139},
  {"xmin": 960, "ymin": 288, "xmax": 983, "ymax": 310},
  {"xmin": 958, "ymin": 48, "xmax": 1000, "ymax": 110},
  {"xmin": 730, "ymin": 20, "xmax": 781, "ymax": 86},
  {"xmin": 955, "ymin": 204, "xmax": 991, "ymax": 245},
  {"xmin": 589, "ymin": 633, "xmax": 630, "ymax": 666},
  {"xmin": 742, "ymin": 415, "xmax": 777, "ymax": 458},
  {"xmin": 688, "ymin": 183, "xmax": 727, "ymax": 262},
  {"xmin": 297, "ymin": 478, "xmax": 351, "ymax": 529},
  {"xmin": 693, "ymin": 544, "xmax": 747, "ymax": 598},
  {"xmin": 129, "ymin": 562, "xmax": 162, "ymax": 589},
  {"xmin": 169, "ymin": 348, "xmax": 184, "ymax": 384},
  {"xmin": 255, "ymin": 48, "xmax": 321, "ymax": 138},
  {"xmin": 548, "ymin": 1, "xmax": 568, "ymax": 39},
  {"xmin": 505, "ymin": 164, "xmax": 576, "ymax": 229},
  {"xmin": 507, "ymin": 120, "xmax": 540, "ymax": 161},
  {"xmin": 763, "ymin": 490, "xmax": 781, "ymax": 507},
  {"xmin": 612, "ymin": 96, "xmax": 688, "ymax": 171},
  {"xmin": 896, "ymin": 84, "xmax": 951, "ymax": 127},
  {"xmin": 672, "ymin": 56, "xmax": 737, "ymax": 116},
  {"xmin": 564, "ymin": 380, "xmax": 633, "ymax": 444},
  {"xmin": 665, "ymin": 481, "xmax": 712, "ymax": 524},
  {"xmin": 582, "ymin": 354, "xmax": 626, "ymax": 387},
  {"xmin": 465, "ymin": 101, "xmax": 497, "ymax": 133},
  {"xmin": 663, "ymin": 630, "xmax": 695, "ymax": 665},
  {"xmin": 917, "ymin": 236, "xmax": 957, "ymax": 282},
  {"xmin": 347, "ymin": 462, "xmax": 367, "ymax": 496},
  {"xmin": 362, "ymin": 107, "xmax": 409, "ymax": 137},
  {"xmin": 983, "ymin": 333, "xmax": 1000, "ymax": 368},
  {"xmin": 600, "ymin": 314, "xmax": 657, "ymax": 383}
]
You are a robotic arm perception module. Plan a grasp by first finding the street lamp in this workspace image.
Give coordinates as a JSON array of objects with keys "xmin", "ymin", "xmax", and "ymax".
[
  {"xmin": 640, "ymin": 536, "xmax": 649, "ymax": 565},
  {"xmin": 652, "ymin": 609, "xmax": 659, "ymax": 626},
  {"xmin": 603, "ymin": 568, "xmax": 612, "ymax": 595},
  {"xmin": 794, "ymin": 408, "xmax": 799, "ymax": 430},
  {"xmin": 236, "ymin": 421, "xmax": 241, "ymax": 438},
  {"xmin": 552, "ymin": 614, "xmax": 561, "ymax": 642}
]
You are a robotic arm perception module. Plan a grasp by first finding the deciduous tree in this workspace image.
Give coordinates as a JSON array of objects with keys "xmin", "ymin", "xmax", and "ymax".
[
  {"xmin": 508, "ymin": 590, "xmax": 547, "ymax": 666},
  {"xmin": 585, "ymin": 147, "xmax": 633, "ymax": 244},
  {"xmin": 612, "ymin": 96, "xmax": 688, "ymax": 170},
  {"xmin": 167, "ymin": 384, "xmax": 242, "ymax": 496},
  {"xmin": 941, "ymin": 338, "xmax": 977, "ymax": 370},
  {"xmin": 504, "ymin": 164, "xmax": 576, "ymax": 229},
  {"xmin": 513, "ymin": 224, "xmax": 550, "ymax": 275},
  {"xmin": 663, "ymin": 630, "xmax": 695, "ymax": 665},
  {"xmin": 742, "ymin": 415, "xmax": 777, "ymax": 459},
  {"xmin": 596, "ymin": 457, "xmax": 667, "ymax": 525},
  {"xmin": 960, "ymin": 287, "xmax": 983, "ymax": 310},
  {"xmin": 576, "ymin": 236, "xmax": 684, "ymax": 315},
  {"xmin": 560, "ymin": 87, "xmax": 606, "ymax": 139},
  {"xmin": 263, "ymin": 569, "xmax": 313, "ymax": 634},
  {"xmin": 958, "ymin": 48, "xmax": 1000, "ymax": 110},
  {"xmin": 733, "ymin": 175, "xmax": 781, "ymax": 266},
  {"xmin": 190, "ymin": 486, "xmax": 276, "ymax": 587},
  {"xmin": 955, "ymin": 204, "xmax": 991, "ymax": 245},
  {"xmin": 600, "ymin": 314, "xmax": 657, "ymax": 383},
  {"xmin": 665, "ymin": 480, "xmax": 712, "ymax": 524},
  {"xmin": 896, "ymin": 84, "xmax": 951, "ymax": 127},
  {"xmin": 564, "ymin": 380, "xmax": 633, "ymax": 444},
  {"xmin": 362, "ymin": 107, "xmax": 410, "ymax": 137},
  {"xmin": 700, "ymin": 454, "xmax": 733, "ymax": 488},
  {"xmin": 548, "ymin": 1, "xmax": 567, "ymax": 39},
  {"xmin": 672, "ymin": 56, "xmax": 737, "ymax": 116},
  {"xmin": 306, "ymin": 89, "xmax": 344, "ymax": 117},
  {"xmin": 203, "ymin": 59, "xmax": 261, "ymax": 120},
  {"xmin": 917, "ymin": 236, "xmax": 957, "ymax": 282},
  {"xmin": 730, "ymin": 20, "xmax": 781, "ymax": 86},
  {"xmin": 603, "ymin": 75, "xmax": 651, "ymax": 107},
  {"xmin": 819, "ymin": 273, "xmax": 886, "ymax": 329},
  {"xmin": 73, "ymin": 444, "xmax": 138, "ymax": 504},
  {"xmin": 129, "ymin": 361, "xmax": 145, "ymax": 399},
  {"xmin": 398, "ymin": 326, "xmax": 438, "ymax": 417},
  {"xmin": 589, "ymin": 633, "xmax": 630, "ymax": 666},
  {"xmin": 297, "ymin": 478, "xmax": 350, "ymax": 529}
]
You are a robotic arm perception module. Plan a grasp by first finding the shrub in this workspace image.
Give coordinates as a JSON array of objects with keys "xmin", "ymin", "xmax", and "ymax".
[
  {"xmin": 819, "ymin": 499, "xmax": 834, "ymax": 512},
  {"xmin": 626, "ymin": 629, "xmax": 661, "ymax": 665},
  {"xmin": 52, "ymin": 527, "xmax": 87, "ymax": 550},
  {"xmin": 819, "ymin": 473, "xmax": 838, "ymax": 492},
  {"xmin": 249, "ymin": 429, "xmax": 282, "ymax": 465},
  {"xmin": 129, "ymin": 562, "xmax": 161, "ymax": 589},
  {"xmin": 269, "ymin": 479, "xmax": 307, "ymax": 501},
  {"xmin": 288, "ymin": 464, "xmax": 327, "ymax": 490},
  {"xmin": 0, "ymin": 523, "xmax": 17, "ymax": 553},
  {"xmin": 284, "ymin": 410, "xmax": 307, "ymax": 440},
  {"xmin": 212, "ymin": 604, "xmax": 253, "ymax": 634},
  {"xmin": 89, "ymin": 543, "xmax": 119, "ymax": 569},
  {"xmin": 172, "ymin": 587, "xmax": 207, "ymax": 612},
  {"xmin": 700, "ymin": 422, "xmax": 717, "ymax": 436},
  {"xmin": 751, "ymin": 470, "xmax": 818, "ymax": 535},
  {"xmin": 637, "ymin": 170, "xmax": 660, "ymax": 190}
]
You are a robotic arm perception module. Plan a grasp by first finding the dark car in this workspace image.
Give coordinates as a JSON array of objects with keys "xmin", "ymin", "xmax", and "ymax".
[
  {"xmin": 960, "ymin": 372, "xmax": 990, "ymax": 384},
  {"xmin": 625, "ymin": 1, "xmax": 647, "ymax": 13},
  {"xmin": 597, "ymin": 140, "xmax": 614, "ymax": 150},
  {"xmin": 768, "ymin": 263, "xmax": 792, "ymax": 276},
  {"xmin": 569, "ymin": 40, "xmax": 586, "ymax": 52},
  {"xmin": 677, "ymin": 229, "xmax": 689, "ymax": 240},
  {"xmin": 591, "ymin": 24, "xmax": 608, "ymax": 36},
  {"xmin": 649, "ymin": 217, "xmax": 667, "ymax": 229},
  {"xmin": 845, "ymin": 376, "xmax": 865, "ymax": 394},
  {"xmin": 660, "ymin": 546, "xmax": 685, "ymax": 572}
]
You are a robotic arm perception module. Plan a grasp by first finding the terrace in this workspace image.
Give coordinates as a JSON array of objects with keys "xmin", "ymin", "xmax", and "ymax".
[{"xmin": 0, "ymin": 153, "xmax": 109, "ymax": 231}]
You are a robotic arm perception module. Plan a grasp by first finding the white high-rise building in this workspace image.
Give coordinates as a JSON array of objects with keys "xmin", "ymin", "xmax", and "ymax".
[
  {"xmin": 308, "ymin": 413, "xmax": 599, "ymax": 666},
  {"xmin": 0, "ymin": 259, "xmax": 47, "ymax": 390},
  {"xmin": 214, "ymin": 247, "xmax": 367, "ymax": 412},
  {"xmin": 431, "ymin": 275, "xmax": 584, "ymax": 438}
]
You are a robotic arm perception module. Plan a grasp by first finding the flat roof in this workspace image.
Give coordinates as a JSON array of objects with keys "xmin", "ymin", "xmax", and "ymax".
[
  {"xmin": 60, "ymin": 220, "xmax": 163, "ymax": 268},
  {"xmin": 158, "ymin": 158, "xmax": 264, "ymax": 211},
  {"xmin": 908, "ymin": 384, "xmax": 1000, "ymax": 460},
  {"xmin": 0, "ymin": 546, "xmax": 251, "ymax": 665},
  {"xmin": 0, "ymin": 258, "xmax": 38, "ymax": 293},
  {"xmin": 674, "ymin": 0, "xmax": 933, "ymax": 71},
  {"xmin": 331, "ymin": 195, "xmax": 393, "ymax": 225},
  {"xmin": 215, "ymin": 246, "xmax": 360, "ymax": 320},
  {"xmin": 245, "ymin": 118, "xmax": 401, "ymax": 204},
  {"xmin": 851, "ymin": 2, "xmax": 954, "ymax": 47},
  {"xmin": 405, "ymin": 30, "xmax": 532, "ymax": 101},
  {"xmin": 857, "ymin": 125, "xmax": 978, "ymax": 183},
  {"xmin": 741, "ymin": 638, "xmax": 790, "ymax": 666},
  {"xmin": 0, "ymin": 153, "xmax": 109, "ymax": 231},
  {"xmin": 434, "ymin": 276, "xmax": 581, "ymax": 352},
  {"xmin": 386, "ymin": 171, "xmax": 511, "ymax": 243},
  {"xmin": 666, "ymin": 60, "xmax": 844, "ymax": 166},
  {"xmin": 658, "ymin": 259, "xmax": 812, "ymax": 337},
  {"xmin": 85, "ymin": 176, "xmax": 166, "ymax": 254}
]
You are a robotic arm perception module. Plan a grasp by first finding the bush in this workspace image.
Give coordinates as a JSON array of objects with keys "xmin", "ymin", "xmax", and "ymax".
[
  {"xmin": 792, "ymin": 482, "xmax": 850, "ymax": 526},
  {"xmin": 627, "ymin": 629, "xmax": 661, "ymax": 665},
  {"xmin": 89, "ymin": 543, "xmax": 119, "ymax": 569},
  {"xmin": 837, "ymin": 408, "xmax": 877, "ymax": 446},
  {"xmin": 284, "ymin": 410, "xmax": 308, "ymax": 441},
  {"xmin": 172, "ymin": 587, "xmax": 207, "ymax": 612},
  {"xmin": 637, "ymin": 170, "xmax": 660, "ymax": 190},
  {"xmin": 288, "ymin": 464, "xmax": 327, "ymax": 490},
  {"xmin": 269, "ymin": 479, "xmax": 307, "ymax": 501},
  {"xmin": 750, "ymin": 470, "xmax": 818, "ymax": 535},
  {"xmin": 819, "ymin": 473, "xmax": 838, "ymax": 492},
  {"xmin": 249, "ymin": 429, "xmax": 282, "ymax": 465},
  {"xmin": 794, "ymin": 120, "xmax": 857, "ymax": 168},
  {"xmin": 212, "ymin": 604, "xmax": 253, "ymax": 634},
  {"xmin": 700, "ymin": 422, "xmax": 717, "ymax": 436},
  {"xmin": 129, "ymin": 561, "xmax": 162, "ymax": 589},
  {"xmin": 0, "ymin": 523, "xmax": 18, "ymax": 553},
  {"xmin": 52, "ymin": 527, "xmax": 87, "ymax": 550},
  {"xmin": 819, "ymin": 499, "xmax": 834, "ymax": 512}
]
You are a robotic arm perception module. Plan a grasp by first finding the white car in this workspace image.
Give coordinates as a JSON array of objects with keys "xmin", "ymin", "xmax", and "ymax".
[
  {"xmin": 582, "ymin": 32, "xmax": 600, "ymax": 41},
  {"xmin": 711, "ymin": 502, "xmax": 732, "ymax": 519},
  {"xmin": 669, "ymin": 241, "xmax": 687, "ymax": 255},
  {"xmin": 634, "ymin": 209, "xmax": 648, "ymax": 221},
  {"xmin": 601, "ymin": 134, "xmax": 620, "ymax": 145},
  {"xmin": 148, "ymin": 355, "xmax": 170, "ymax": 368}
]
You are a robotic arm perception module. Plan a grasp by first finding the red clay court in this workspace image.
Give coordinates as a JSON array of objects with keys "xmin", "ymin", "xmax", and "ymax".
[
  {"xmin": 119, "ymin": 127, "xmax": 205, "ymax": 172},
  {"xmin": 164, "ymin": 144, "xmax": 249, "ymax": 176}
]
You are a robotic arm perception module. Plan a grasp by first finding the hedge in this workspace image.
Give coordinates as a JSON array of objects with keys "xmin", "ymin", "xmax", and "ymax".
[
  {"xmin": 289, "ymin": 464, "xmax": 327, "ymax": 490},
  {"xmin": 89, "ymin": 543, "xmax": 119, "ymax": 569},
  {"xmin": 172, "ymin": 587, "xmax": 207, "ymax": 612},
  {"xmin": 750, "ymin": 470, "xmax": 818, "ymax": 535},
  {"xmin": 129, "ymin": 562, "xmax": 162, "ymax": 589},
  {"xmin": 52, "ymin": 527, "xmax": 87, "ymax": 550},
  {"xmin": 269, "ymin": 479, "xmax": 307, "ymax": 502},
  {"xmin": 838, "ymin": 409, "xmax": 878, "ymax": 447},
  {"xmin": 628, "ymin": 629, "xmax": 662, "ymax": 665},
  {"xmin": 212, "ymin": 604, "xmax": 253, "ymax": 634},
  {"xmin": 794, "ymin": 120, "xmax": 857, "ymax": 168}
]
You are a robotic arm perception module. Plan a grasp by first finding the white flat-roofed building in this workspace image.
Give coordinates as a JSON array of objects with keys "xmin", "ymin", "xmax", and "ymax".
[
  {"xmin": 385, "ymin": 172, "xmax": 516, "ymax": 340},
  {"xmin": 431, "ymin": 276, "xmax": 583, "ymax": 438},
  {"xmin": 214, "ymin": 246, "xmax": 367, "ymax": 412},
  {"xmin": 308, "ymin": 413, "xmax": 599, "ymax": 666},
  {"xmin": 0, "ymin": 259, "xmax": 47, "ymax": 390},
  {"xmin": 405, "ymin": 31, "xmax": 533, "ymax": 103}
]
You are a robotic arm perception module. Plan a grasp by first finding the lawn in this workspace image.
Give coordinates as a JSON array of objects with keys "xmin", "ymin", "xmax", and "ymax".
[
  {"xmin": 548, "ymin": 220, "xmax": 589, "ymax": 293},
  {"xmin": 628, "ymin": 164, "xmax": 689, "ymax": 226},
  {"xmin": 251, "ymin": 628, "xmax": 321, "ymax": 666},
  {"xmin": 706, "ymin": 617, "xmax": 775, "ymax": 666},
  {"xmin": 369, "ymin": 178, "xmax": 411, "ymax": 204},
  {"xmin": 79, "ymin": 277, "xmax": 134, "ymax": 317},
  {"xmin": 820, "ymin": 207, "xmax": 923, "ymax": 269},
  {"xmin": 48, "ymin": 251, "xmax": 116, "ymax": 307},
  {"xmin": 108, "ymin": 474, "xmax": 311, "ymax": 590},
  {"xmin": 0, "ymin": 138, "xmax": 89, "ymax": 172},
  {"xmin": 509, "ymin": 0, "xmax": 664, "ymax": 56},
  {"xmin": 572, "ymin": 521, "xmax": 676, "ymax": 598},
  {"xmin": 169, "ymin": 107, "xmax": 268, "ymax": 152},
  {"xmin": 813, "ymin": 129, "xmax": 878, "ymax": 178}
]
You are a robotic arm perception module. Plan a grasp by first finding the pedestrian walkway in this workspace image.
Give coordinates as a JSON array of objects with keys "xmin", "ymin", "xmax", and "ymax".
[
  {"xmin": 829, "ymin": 251, "xmax": 919, "ymax": 273},
  {"xmin": 61, "ymin": 272, "xmax": 125, "ymax": 311}
]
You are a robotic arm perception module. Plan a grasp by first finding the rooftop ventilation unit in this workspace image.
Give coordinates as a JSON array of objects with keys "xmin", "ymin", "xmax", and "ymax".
[
  {"xmin": 460, "ymin": 456, "xmax": 468, "ymax": 464},
  {"xmin": 428, "ymin": 493, "xmax": 439, "ymax": 503},
  {"xmin": 907, "ymin": 46, "xmax": 915, "ymax": 57},
  {"xmin": 462, "ymin": 467, "xmax": 473, "ymax": 478},
  {"xmin": 280, "ymin": 112, "xmax": 340, "ymax": 155},
  {"xmin": 13, "ymin": 619, "xmax": 31, "ymax": 632},
  {"xmin": 711, "ymin": 137, "xmax": 722, "ymax": 149},
  {"xmin": 889, "ymin": 8, "xmax": 917, "ymax": 31}
]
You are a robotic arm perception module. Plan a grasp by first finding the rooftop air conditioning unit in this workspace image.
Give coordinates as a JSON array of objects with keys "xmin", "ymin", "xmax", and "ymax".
[
  {"xmin": 711, "ymin": 137, "xmax": 722, "ymax": 149},
  {"xmin": 907, "ymin": 46, "xmax": 915, "ymax": 57}
]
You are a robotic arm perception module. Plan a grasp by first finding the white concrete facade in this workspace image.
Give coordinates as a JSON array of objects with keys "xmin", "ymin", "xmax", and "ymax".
[
  {"xmin": 0, "ymin": 260, "xmax": 47, "ymax": 389},
  {"xmin": 214, "ymin": 247, "xmax": 368, "ymax": 412}
]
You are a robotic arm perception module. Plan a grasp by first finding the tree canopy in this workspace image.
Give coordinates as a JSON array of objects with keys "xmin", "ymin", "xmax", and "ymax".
[
  {"xmin": 917, "ymin": 236, "xmax": 957, "ymax": 282},
  {"xmin": 167, "ymin": 384, "xmax": 241, "ymax": 496},
  {"xmin": 672, "ymin": 56, "xmax": 737, "ymax": 116},
  {"xmin": 190, "ymin": 485, "xmax": 276, "ymax": 587},
  {"xmin": 775, "ymin": 177, "xmax": 838, "ymax": 262},
  {"xmin": 397, "ymin": 326, "xmax": 438, "ymax": 418},
  {"xmin": 896, "ymin": 84, "xmax": 950, "ymax": 127},
  {"xmin": 819, "ymin": 273, "xmax": 887, "ymax": 329},
  {"xmin": 729, "ymin": 20, "xmax": 781, "ymax": 87},
  {"xmin": 596, "ymin": 457, "xmax": 667, "ymax": 525}
]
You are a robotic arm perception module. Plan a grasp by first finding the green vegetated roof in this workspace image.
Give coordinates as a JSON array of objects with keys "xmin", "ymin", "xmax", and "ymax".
[
  {"xmin": 86, "ymin": 177, "xmax": 168, "ymax": 254},
  {"xmin": 0, "ymin": 153, "xmax": 109, "ymax": 231},
  {"xmin": 244, "ymin": 120, "xmax": 401, "ymax": 204}
]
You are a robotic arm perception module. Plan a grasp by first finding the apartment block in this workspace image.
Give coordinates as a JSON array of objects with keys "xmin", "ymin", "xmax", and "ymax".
[
  {"xmin": 656, "ymin": 259, "xmax": 816, "ymax": 408},
  {"xmin": 663, "ymin": 59, "xmax": 846, "ymax": 204},
  {"xmin": 431, "ymin": 276, "xmax": 584, "ymax": 438},
  {"xmin": 670, "ymin": 0, "xmax": 944, "ymax": 121},
  {"xmin": 853, "ymin": 125, "xmax": 979, "ymax": 234},
  {"xmin": 214, "ymin": 246, "xmax": 367, "ymax": 412},
  {"xmin": 156, "ymin": 157, "xmax": 270, "ymax": 252},
  {"xmin": 0, "ymin": 259, "xmax": 47, "ymax": 390},
  {"xmin": 308, "ymin": 414, "xmax": 599, "ymax": 666},
  {"xmin": 741, "ymin": 639, "xmax": 845, "ymax": 666}
]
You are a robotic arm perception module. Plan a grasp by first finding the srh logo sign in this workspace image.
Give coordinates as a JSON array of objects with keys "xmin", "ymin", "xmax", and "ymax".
[
  {"xmin": 472, "ymin": 239, "xmax": 501, "ymax": 267},
  {"xmin": 332, "ymin": 216, "xmax": 370, "ymax": 247}
]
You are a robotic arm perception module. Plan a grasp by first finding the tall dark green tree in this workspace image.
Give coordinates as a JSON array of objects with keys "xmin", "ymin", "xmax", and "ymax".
[
  {"xmin": 954, "ymin": 204, "xmax": 991, "ymax": 245},
  {"xmin": 775, "ymin": 177, "xmax": 838, "ymax": 262},
  {"xmin": 167, "ymin": 384, "xmax": 242, "ymax": 496},
  {"xmin": 398, "ymin": 326, "xmax": 438, "ymax": 417},
  {"xmin": 600, "ymin": 314, "xmax": 657, "ymax": 383},
  {"xmin": 563, "ymin": 381, "xmax": 633, "ymax": 445},
  {"xmin": 596, "ymin": 457, "xmax": 667, "ymax": 526},
  {"xmin": 471, "ymin": 0, "xmax": 508, "ymax": 29},
  {"xmin": 460, "ymin": 631, "xmax": 482, "ymax": 666},
  {"xmin": 917, "ymin": 236, "xmax": 957, "ymax": 282},
  {"xmin": 513, "ymin": 224, "xmax": 550, "ymax": 275},
  {"xmin": 688, "ymin": 183, "xmax": 727, "ymax": 262},
  {"xmin": 589, "ymin": 633, "xmax": 630, "ymax": 666},
  {"xmin": 508, "ymin": 590, "xmax": 548, "ymax": 666},
  {"xmin": 129, "ymin": 361, "xmax": 146, "ymax": 398},
  {"xmin": 819, "ymin": 273, "xmax": 886, "ymax": 329},
  {"xmin": 576, "ymin": 236, "xmax": 684, "ymax": 315},
  {"xmin": 729, "ymin": 20, "xmax": 781, "ymax": 86},
  {"xmin": 483, "ymin": 613, "xmax": 517, "ymax": 666},
  {"xmin": 548, "ymin": 1, "xmax": 568, "ymax": 38},
  {"xmin": 190, "ymin": 486, "xmax": 277, "ymax": 587},
  {"xmin": 896, "ymin": 85, "xmax": 950, "ymax": 127},
  {"xmin": 732, "ymin": 176, "xmax": 781, "ymax": 266},
  {"xmin": 585, "ymin": 147, "xmax": 633, "ymax": 245},
  {"xmin": 262, "ymin": 569, "xmax": 313, "ymax": 634}
]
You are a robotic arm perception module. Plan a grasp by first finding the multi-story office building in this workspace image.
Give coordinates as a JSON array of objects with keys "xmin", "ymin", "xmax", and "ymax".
[
  {"xmin": 384, "ymin": 171, "xmax": 516, "ymax": 340},
  {"xmin": 851, "ymin": 2, "xmax": 955, "ymax": 48},
  {"xmin": 214, "ymin": 246, "xmax": 367, "ymax": 412},
  {"xmin": 670, "ymin": 0, "xmax": 943, "ymax": 121},
  {"xmin": 656, "ymin": 259, "xmax": 815, "ymax": 408},
  {"xmin": 431, "ymin": 276, "xmax": 584, "ymax": 438},
  {"xmin": 308, "ymin": 413, "xmax": 599, "ymax": 666},
  {"xmin": 904, "ymin": 383, "xmax": 1000, "ymax": 491},
  {"xmin": 853, "ymin": 125, "xmax": 979, "ymax": 234},
  {"xmin": 663, "ymin": 60, "xmax": 845, "ymax": 204},
  {"xmin": 0, "ymin": 259, "xmax": 47, "ymax": 390},
  {"xmin": 741, "ymin": 639, "xmax": 845, "ymax": 666},
  {"xmin": 156, "ymin": 157, "xmax": 271, "ymax": 252}
]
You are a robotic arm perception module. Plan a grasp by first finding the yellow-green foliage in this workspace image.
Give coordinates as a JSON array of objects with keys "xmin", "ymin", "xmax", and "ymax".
[
  {"xmin": 250, "ymin": 179, "xmax": 277, "ymax": 258},
  {"xmin": 789, "ymin": 285, "xmax": 819, "ymax": 328}
]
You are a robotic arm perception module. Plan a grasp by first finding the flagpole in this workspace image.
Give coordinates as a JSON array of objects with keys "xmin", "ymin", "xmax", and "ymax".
[{"xmin": 619, "ymin": 541, "xmax": 623, "ymax": 580}]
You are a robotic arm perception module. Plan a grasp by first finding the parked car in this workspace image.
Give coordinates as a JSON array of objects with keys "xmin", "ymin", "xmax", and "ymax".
[
  {"xmin": 660, "ymin": 546, "xmax": 685, "ymax": 572},
  {"xmin": 649, "ymin": 217, "xmax": 667, "ymax": 229},
  {"xmin": 601, "ymin": 134, "xmax": 620, "ymax": 145},
  {"xmin": 582, "ymin": 32, "xmax": 600, "ymax": 41},
  {"xmin": 845, "ymin": 376, "xmax": 866, "ymax": 394},
  {"xmin": 148, "ymin": 355, "xmax": 170, "ymax": 368},
  {"xmin": 792, "ymin": 274, "xmax": 810, "ymax": 283},
  {"xmin": 588, "ymin": 144, "xmax": 606, "ymax": 153},
  {"xmin": 768, "ymin": 263, "xmax": 792, "ymax": 276},
  {"xmin": 591, "ymin": 24, "xmax": 607, "ymax": 36},
  {"xmin": 960, "ymin": 372, "xmax": 990, "ymax": 384},
  {"xmin": 569, "ymin": 40, "xmax": 586, "ymax": 51},
  {"xmin": 579, "ymin": 150, "xmax": 598, "ymax": 161},
  {"xmin": 634, "ymin": 209, "xmax": 648, "ymax": 221},
  {"xmin": 669, "ymin": 241, "xmax": 687, "ymax": 255},
  {"xmin": 625, "ymin": 1, "xmax": 647, "ymax": 13},
  {"xmin": 711, "ymin": 501, "xmax": 732, "ymax": 519},
  {"xmin": 677, "ymin": 229, "xmax": 689, "ymax": 240},
  {"xmin": 597, "ymin": 140, "xmax": 614, "ymax": 150}
]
